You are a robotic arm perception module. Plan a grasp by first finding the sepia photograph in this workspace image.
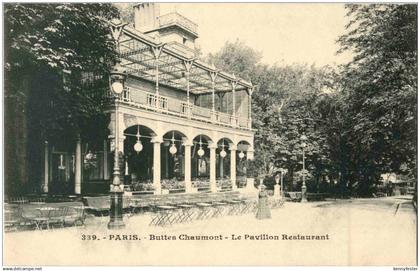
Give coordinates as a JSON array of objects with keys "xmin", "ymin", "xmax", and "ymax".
[{"xmin": 2, "ymin": 1, "xmax": 418, "ymax": 268}]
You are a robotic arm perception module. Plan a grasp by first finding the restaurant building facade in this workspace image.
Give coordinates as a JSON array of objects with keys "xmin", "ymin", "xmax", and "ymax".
[{"xmin": 41, "ymin": 3, "xmax": 255, "ymax": 196}]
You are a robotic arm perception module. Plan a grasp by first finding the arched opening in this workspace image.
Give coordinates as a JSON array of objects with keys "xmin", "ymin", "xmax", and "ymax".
[
  {"xmin": 237, "ymin": 140, "xmax": 252, "ymax": 188},
  {"xmin": 161, "ymin": 130, "xmax": 187, "ymax": 192},
  {"xmin": 123, "ymin": 125, "xmax": 156, "ymax": 192},
  {"xmin": 191, "ymin": 134, "xmax": 212, "ymax": 191}
]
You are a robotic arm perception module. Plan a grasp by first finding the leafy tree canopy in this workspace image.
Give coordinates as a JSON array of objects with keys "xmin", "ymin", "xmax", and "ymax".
[
  {"xmin": 337, "ymin": 4, "xmax": 417, "ymax": 192},
  {"xmin": 5, "ymin": 3, "xmax": 120, "ymax": 141}
]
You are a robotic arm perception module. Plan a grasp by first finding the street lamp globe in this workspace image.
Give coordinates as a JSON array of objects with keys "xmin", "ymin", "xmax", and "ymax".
[
  {"xmin": 220, "ymin": 149, "xmax": 227, "ymax": 158},
  {"xmin": 238, "ymin": 151, "xmax": 245, "ymax": 159},
  {"xmin": 111, "ymin": 81, "xmax": 124, "ymax": 94},
  {"xmin": 110, "ymin": 63, "xmax": 127, "ymax": 95},
  {"xmin": 133, "ymin": 140, "xmax": 143, "ymax": 153},
  {"xmin": 169, "ymin": 144, "xmax": 177, "ymax": 155}
]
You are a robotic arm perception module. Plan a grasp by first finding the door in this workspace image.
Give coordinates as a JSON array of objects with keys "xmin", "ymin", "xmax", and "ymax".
[{"xmin": 50, "ymin": 152, "xmax": 73, "ymax": 194}]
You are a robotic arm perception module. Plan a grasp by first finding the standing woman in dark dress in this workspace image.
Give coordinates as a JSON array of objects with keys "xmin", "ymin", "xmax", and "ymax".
[{"xmin": 256, "ymin": 183, "xmax": 271, "ymax": 220}]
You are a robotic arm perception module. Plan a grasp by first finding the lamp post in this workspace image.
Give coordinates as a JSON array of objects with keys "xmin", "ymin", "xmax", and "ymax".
[
  {"xmin": 108, "ymin": 63, "xmax": 127, "ymax": 230},
  {"xmin": 300, "ymin": 134, "xmax": 308, "ymax": 203},
  {"xmin": 280, "ymin": 168, "xmax": 288, "ymax": 198}
]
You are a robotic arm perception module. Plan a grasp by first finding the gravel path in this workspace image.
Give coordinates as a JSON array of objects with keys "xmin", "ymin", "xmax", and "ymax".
[{"xmin": 4, "ymin": 196, "xmax": 416, "ymax": 266}]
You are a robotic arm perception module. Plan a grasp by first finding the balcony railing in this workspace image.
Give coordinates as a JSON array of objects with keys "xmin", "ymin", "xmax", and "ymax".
[{"xmin": 114, "ymin": 88, "xmax": 251, "ymax": 130}]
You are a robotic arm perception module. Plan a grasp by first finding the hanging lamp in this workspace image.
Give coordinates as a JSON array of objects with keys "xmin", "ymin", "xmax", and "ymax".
[
  {"xmin": 197, "ymin": 136, "xmax": 205, "ymax": 157},
  {"xmin": 238, "ymin": 150, "xmax": 245, "ymax": 160},
  {"xmin": 220, "ymin": 139, "xmax": 227, "ymax": 158},
  {"xmin": 133, "ymin": 125, "xmax": 143, "ymax": 153},
  {"xmin": 169, "ymin": 131, "xmax": 177, "ymax": 155}
]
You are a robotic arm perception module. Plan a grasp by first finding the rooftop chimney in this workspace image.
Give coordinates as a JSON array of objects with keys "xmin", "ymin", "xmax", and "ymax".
[{"xmin": 133, "ymin": 3, "xmax": 160, "ymax": 32}]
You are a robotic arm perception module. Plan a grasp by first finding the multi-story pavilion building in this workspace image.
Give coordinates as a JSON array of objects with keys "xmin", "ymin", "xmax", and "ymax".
[{"xmin": 42, "ymin": 3, "xmax": 254, "ymax": 196}]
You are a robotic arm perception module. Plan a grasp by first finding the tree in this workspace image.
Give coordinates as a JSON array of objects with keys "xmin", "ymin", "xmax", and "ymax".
[
  {"xmin": 208, "ymin": 41, "xmax": 337, "ymax": 191},
  {"xmin": 4, "ymin": 4, "xmax": 120, "ymax": 195},
  {"xmin": 337, "ymin": 4, "xmax": 417, "ymax": 195}
]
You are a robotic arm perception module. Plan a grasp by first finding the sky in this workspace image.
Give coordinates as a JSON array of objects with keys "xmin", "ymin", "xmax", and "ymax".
[{"xmin": 157, "ymin": 3, "xmax": 353, "ymax": 67}]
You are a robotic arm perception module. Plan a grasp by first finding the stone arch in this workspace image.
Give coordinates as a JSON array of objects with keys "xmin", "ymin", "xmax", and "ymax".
[
  {"xmin": 214, "ymin": 134, "xmax": 235, "ymax": 145},
  {"xmin": 190, "ymin": 130, "xmax": 216, "ymax": 144},
  {"xmin": 160, "ymin": 124, "xmax": 191, "ymax": 141},
  {"xmin": 122, "ymin": 124, "xmax": 157, "ymax": 183},
  {"xmin": 122, "ymin": 115, "xmax": 159, "ymax": 138},
  {"xmin": 236, "ymin": 139, "xmax": 252, "ymax": 149}
]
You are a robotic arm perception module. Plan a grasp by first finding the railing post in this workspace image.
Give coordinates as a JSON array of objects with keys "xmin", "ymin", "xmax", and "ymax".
[
  {"xmin": 209, "ymin": 70, "xmax": 218, "ymax": 123},
  {"xmin": 183, "ymin": 59, "xmax": 194, "ymax": 119},
  {"xmin": 152, "ymin": 44, "xmax": 164, "ymax": 109},
  {"xmin": 248, "ymin": 86, "xmax": 253, "ymax": 129},
  {"xmin": 231, "ymin": 78, "xmax": 238, "ymax": 127}
]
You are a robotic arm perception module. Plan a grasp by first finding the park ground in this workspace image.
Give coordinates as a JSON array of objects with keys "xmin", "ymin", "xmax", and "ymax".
[{"xmin": 4, "ymin": 196, "xmax": 417, "ymax": 266}]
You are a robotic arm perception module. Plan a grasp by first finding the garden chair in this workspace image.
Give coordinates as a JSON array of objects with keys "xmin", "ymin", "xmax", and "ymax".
[
  {"xmin": 4, "ymin": 207, "xmax": 20, "ymax": 232},
  {"xmin": 47, "ymin": 207, "xmax": 70, "ymax": 228}
]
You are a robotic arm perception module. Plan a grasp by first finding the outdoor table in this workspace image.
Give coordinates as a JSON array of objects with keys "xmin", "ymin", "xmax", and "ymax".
[
  {"xmin": 32, "ymin": 207, "xmax": 58, "ymax": 230},
  {"xmin": 176, "ymin": 204, "xmax": 196, "ymax": 223},
  {"xmin": 149, "ymin": 205, "xmax": 177, "ymax": 227},
  {"xmin": 240, "ymin": 199, "xmax": 257, "ymax": 214},
  {"xmin": 71, "ymin": 206, "xmax": 86, "ymax": 225},
  {"xmin": 4, "ymin": 209, "xmax": 19, "ymax": 231},
  {"xmin": 195, "ymin": 203, "xmax": 213, "ymax": 220},
  {"xmin": 210, "ymin": 202, "xmax": 227, "ymax": 218},
  {"xmin": 225, "ymin": 200, "xmax": 243, "ymax": 215}
]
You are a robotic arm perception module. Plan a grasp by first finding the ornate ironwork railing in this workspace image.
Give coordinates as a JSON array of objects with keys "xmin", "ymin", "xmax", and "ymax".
[{"xmin": 118, "ymin": 88, "xmax": 251, "ymax": 130}]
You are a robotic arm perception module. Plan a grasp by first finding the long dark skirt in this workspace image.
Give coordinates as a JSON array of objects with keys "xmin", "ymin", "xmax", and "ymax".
[{"xmin": 256, "ymin": 196, "xmax": 271, "ymax": 219}]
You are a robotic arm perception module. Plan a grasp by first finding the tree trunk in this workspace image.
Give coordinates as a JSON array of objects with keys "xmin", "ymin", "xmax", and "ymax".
[{"xmin": 5, "ymin": 73, "xmax": 30, "ymax": 196}]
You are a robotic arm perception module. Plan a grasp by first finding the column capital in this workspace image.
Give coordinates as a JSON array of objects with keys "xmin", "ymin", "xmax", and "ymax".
[
  {"xmin": 208, "ymin": 142, "xmax": 218, "ymax": 149},
  {"xmin": 151, "ymin": 136, "xmax": 163, "ymax": 144},
  {"xmin": 182, "ymin": 137, "xmax": 193, "ymax": 147},
  {"xmin": 228, "ymin": 144, "xmax": 237, "ymax": 151}
]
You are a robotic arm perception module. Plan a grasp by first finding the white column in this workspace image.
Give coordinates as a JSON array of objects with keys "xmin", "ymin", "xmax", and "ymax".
[
  {"xmin": 103, "ymin": 140, "xmax": 109, "ymax": 180},
  {"xmin": 229, "ymin": 144, "xmax": 237, "ymax": 189},
  {"xmin": 125, "ymin": 158, "xmax": 129, "ymax": 176},
  {"xmin": 152, "ymin": 137, "xmax": 162, "ymax": 195},
  {"xmin": 209, "ymin": 142, "xmax": 217, "ymax": 192},
  {"xmin": 165, "ymin": 145, "xmax": 169, "ymax": 178},
  {"xmin": 219, "ymin": 157, "xmax": 224, "ymax": 179},
  {"xmin": 75, "ymin": 136, "xmax": 82, "ymax": 195},
  {"xmin": 183, "ymin": 139, "xmax": 193, "ymax": 193},
  {"xmin": 42, "ymin": 141, "xmax": 49, "ymax": 193}
]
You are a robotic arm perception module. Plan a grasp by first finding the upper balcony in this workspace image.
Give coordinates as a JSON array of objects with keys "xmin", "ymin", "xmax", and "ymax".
[{"xmin": 111, "ymin": 85, "xmax": 252, "ymax": 130}]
